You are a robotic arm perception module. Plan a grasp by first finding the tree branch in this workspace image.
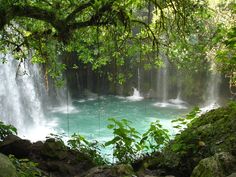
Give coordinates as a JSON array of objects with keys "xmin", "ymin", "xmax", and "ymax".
[
  {"xmin": 65, "ymin": 0, "xmax": 95, "ymax": 23},
  {"xmin": 131, "ymin": 19, "xmax": 159, "ymax": 47},
  {"xmin": 0, "ymin": 1, "xmax": 116, "ymax": 42}
]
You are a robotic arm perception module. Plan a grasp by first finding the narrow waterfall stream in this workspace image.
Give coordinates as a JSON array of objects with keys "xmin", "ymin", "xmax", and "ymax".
[
  {"xmin": 201, "ymin": 62, "xmax": 221, "ymax": 112},
  {"xmin": 137, "ymin": 67, "xmax": 141, "ymax": 92},
  {"xmin": 156, "ymin": 54, "xmax": 169, "ymax": 102}
]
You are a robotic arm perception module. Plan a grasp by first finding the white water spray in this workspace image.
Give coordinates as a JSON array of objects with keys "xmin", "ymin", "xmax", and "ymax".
[
  {"xmin": 126, "ymin": 88, "xmax": 143, "ymax": 101},
  {"xmin": 0, "ymin": 54, "xmax": 56, "ymax": 141}
]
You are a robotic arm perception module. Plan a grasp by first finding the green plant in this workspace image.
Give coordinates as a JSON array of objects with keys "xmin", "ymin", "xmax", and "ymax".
[
  {"xmin": 67, "ymin": 133, "xmax": 106, "ymax": 165},
  {"xmin": 0, "ymin": 121, "xmax": 17, "ymax": 140},
  {"xmin": 170, "ymin": 107, "xmax": 200, "ymax": 153},
  {"xmin": 105, "ymin": 118, "xmax": 141, "ymax": 163},
  {"xmin": 140, "ymin": 120, "xmax": 170, "ymax": 153},
  {"xmin": 172, "ymin": 107, "xmax": 200, "ymax": 133},
  {"xmin": 9, "ymin": 155, "xmax": 46, "ymax": 177}
]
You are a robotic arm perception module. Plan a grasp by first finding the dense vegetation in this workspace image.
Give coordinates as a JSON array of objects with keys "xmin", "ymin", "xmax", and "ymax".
[{"xmin": 0, "ymin": 0, "xmax": 235, "ymax": 91}]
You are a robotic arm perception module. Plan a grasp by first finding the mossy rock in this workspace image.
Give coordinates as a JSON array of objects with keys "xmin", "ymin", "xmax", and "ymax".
[
  {"xmin": 82, "ymin": 164, "xmax": 134, "ymax": 177},
  {"xmin": 0, "ymin": 153, "xmax": 17, "ymax": 177},
  {"xmin": 170, "ymin": 103, "xmax": 236, "ymax": 163},
  {"xmin": 142, "ymin": 103, "xmax": 236, "ymax": 177},
  {"xmin": 190, "ymin": 152, "xmax": 236, "ymax": 177},
  {"xmin": 41, "ymin": 138, "xmax": 67, "ymax": 160}
]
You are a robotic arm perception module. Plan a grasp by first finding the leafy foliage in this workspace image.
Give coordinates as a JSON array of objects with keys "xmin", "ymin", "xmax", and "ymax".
[
  {"xmin": 9, "ymin": 155, "xmax": 46, "ymax": 177},
  {"xmin": 105, "ymin": 118, "xmax": 170, "ymax": 163},
  {"xmin": 67, "ymin": 133, "xmax": 106, "ymax": 165},
  {"xmin": 105, "ymin": 118, "xmax": 142, "ymax": 163},
  {"xmin": 0, "ymin": 120, "xmax": 17, "ymax": 140},
  {"xmin": 172, "ymin": 107, "xmax": 200, "ymax": 132},
  {"xmin": 0, "ymin": 0, "xmax": 204, "ymax": 85},
  {"xmin": 140, "ymin": 120, "xmax": 170, "ymax": 152},
  {"xmin": 171, "ymin": 107, "xmax": 200, "ymax": 153},
  {"xmin": 216, "ymin": 25, "xmax": 236, "ymax": 94}
]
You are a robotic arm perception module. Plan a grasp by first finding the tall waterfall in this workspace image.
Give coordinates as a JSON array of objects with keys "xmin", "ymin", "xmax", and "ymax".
[
  {"xmin": 137, "ymin": 67, "xmax": 141, "ymax": 91},
  {"xmin": 201, "ymin": 62, "xmax": 221, "ymax": 112},
  {"xmin": 205, "ymin": 63, "xmax": 221, "ymax": 105},
  {"xmin": 156, "ymin": 55, "xmax": 169, "ymax": 102},
  {"xmin": 0, "ymin": 54, "xmax": 56, "ymax": 141},
  {"xmin": 205, "ymin": 73, "xmax": 221, "ymax": 105}
]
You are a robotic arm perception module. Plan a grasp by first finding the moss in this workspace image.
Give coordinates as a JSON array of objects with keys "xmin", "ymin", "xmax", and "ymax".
[
  {"xmin": 190, "ymin": 152, "xmax": 236, "ymax": 177},
  {"xmin": 0, "ymin": 153, "xmax": 17, "ymax": 177},
  {"xmin": 141, "ymin": 103, "xmax": 236, "ymax": 177},
  {"xmin": 41, "ymin": 138, "xmax": 67, "ymax": 160}
]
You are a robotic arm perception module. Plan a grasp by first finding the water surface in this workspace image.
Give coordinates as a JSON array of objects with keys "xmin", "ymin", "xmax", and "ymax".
[{"xmin": 48, "ymin": 96, "xmax": 189, "ymax": 142}]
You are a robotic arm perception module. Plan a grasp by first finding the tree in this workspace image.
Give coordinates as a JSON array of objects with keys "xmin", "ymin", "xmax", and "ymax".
[
  {"xmin": 1, "ymin": 0, "xmax": 235, "ymax": 94},
  {"xmin": 0, "ymin": 0, "xmax": 201, "ymax": 83}
]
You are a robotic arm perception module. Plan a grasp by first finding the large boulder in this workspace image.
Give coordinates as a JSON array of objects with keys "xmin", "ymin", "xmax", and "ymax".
[
  {"xmin": 190, "ymin": 152, "xmax": 236, "ymax": 177},
  {"xmin": 80, "ymin": 164, "xmax": 134, "ymax": 177},
  {"xmin": 40, "ymin": 138, "xmax": 67, "ymax": 160},
  {"xmin": 0, "ymin": 136, "xmax": 96, "ymax": 177},
  {"xmin": 0, "ymin": 134, "xmax": 32, "ymax": 158},
  {"xmin": 30, "ymin": 139, "xmax": 96, "ymax": 177},
  {"xmin": 0, "ymin": 153, "xmax": 17, "ymax": 177}
]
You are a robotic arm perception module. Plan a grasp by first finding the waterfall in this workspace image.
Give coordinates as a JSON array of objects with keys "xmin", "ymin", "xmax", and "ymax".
[
  {"xmin": 156, "ymin": 54, "xmax": 169, "ymax": 102},
  {"xmin": 154, "ymin": 55, "xmax": 187, "ymax": 109},
  {"xmin": 201, "ymin": 62, "xmax": 221, "ymax": 112},
  {"xmin": 137, "ymin": 67, "xmax": 141, "ymax": 91},
  {"xmin": 0, "ymin": 54, "xmax": 56, "ymax": 141},
  {"xmin": 126, "ymin": 88, "xmax": 143, "ymax": 101},
  {"xmin": 205, "ymin": 72, "xmax": 221, "ymax": 105},
  {"xmin": 50, "ymin": 85, "xmax": 78, "ymax": 114},
  {"xmin": 168, "ymin": 71, "xmax": 187, "ymax": 105}
]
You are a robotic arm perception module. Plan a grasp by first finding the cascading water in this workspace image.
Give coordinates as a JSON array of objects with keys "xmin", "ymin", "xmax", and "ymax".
[
  {"xmin": 201, "ymin": 62, "xmax": 221, "ymax": 112},
  {"xmin": 154, "ymin": 54, "xmax": 171, "ymax": 107},
  {"xmin": 137, "ymin": 67, "xmax": 141, "ymax": 91},
  {"xmin": 154, "ymin": 55, "xmax": 187, "ymax": 109},
  {"xmin": 156, "ymin": 54, "xmax": 168, "ymax": 102},
  {"xmin": 0, "ymin": 54, "xmax": 56, "ymax": 141},
  {"xmin": 126, "ymin": 67, "xmax": 144, "ymax": 101},
  {"xmin": 168, "ymin": 71, "xmax": 187, "ymax": 107},
  {"xmin": 50, "ymin": 83, "xmax": 78, "ymax": 114},
  {"xmin": 126, "ymin": 88, "xmax": 143, "ymax": 101}
]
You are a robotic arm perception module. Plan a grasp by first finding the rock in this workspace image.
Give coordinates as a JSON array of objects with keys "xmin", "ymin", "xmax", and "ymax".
[
  {"xmin": 81, "ymin": 164, "xmax": 134, "ymax": 177},
  {"xmin": 1, "ymin": 136, "xmax": 96, "ymax": 177},
  {"xmin": 32, "ymin": 139, "xmax": 95, "ymax": 177},
  {"xmin": 0, "ymin": 153, "xmax": 17, "ymax": 177},
  {"xmin": 190, "ymin": 152, "xmax": 236, "ymax": 177},
  {"xmin": 41, "ymin": 138, "xmax": 67, "ymax": 160},
  {"xmin": 134, "ymin": 104, "xmax": 236, "ymax": 177},
  {"xmin": 0, "ymin": 135, "xmax": 32, "ymax": 158}
]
